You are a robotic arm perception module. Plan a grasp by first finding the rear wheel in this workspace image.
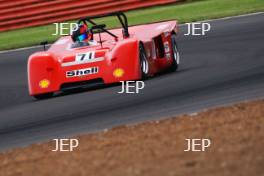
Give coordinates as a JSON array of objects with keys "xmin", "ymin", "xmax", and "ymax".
[
  {"xmin": 169, "ymin": 34, "xmax": 180, "ymax": 71},
  {"xmin": 33, "ymin": 93, "xmax": 53, "ymax": 100},
  {"xmin": 139, "ymin": 43, "xmax": 149, "ymax": 79}
]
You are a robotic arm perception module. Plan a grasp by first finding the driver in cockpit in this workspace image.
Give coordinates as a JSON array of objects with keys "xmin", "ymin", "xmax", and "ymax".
[{"xmin": 71, "ymin": 24, "xmax": 97, "ymax": 48}]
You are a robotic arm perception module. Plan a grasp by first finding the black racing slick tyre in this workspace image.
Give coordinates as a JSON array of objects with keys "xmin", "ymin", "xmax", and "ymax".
[
  {"xmin": 33, "ymin": 93, "xmax": 53, "ymax": 100},
  {"xmin": 169, "ymin": 34, "xmax": 180, "ymax": 71},
  {"xmin": 139, "ymin": 43, "xmax": 149, "ymax": 79}
]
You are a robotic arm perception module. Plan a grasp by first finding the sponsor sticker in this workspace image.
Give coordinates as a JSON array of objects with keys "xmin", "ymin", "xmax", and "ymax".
[
  {"xmin": 113, "ymin": 68, "xmax": 124, "ymax": 78},
  {"xmin": 76, "ymin": 51, "xmax": 95, "ymax": 62},
  {"xmin": 39, "ymin": 79, "xmax": 50, "ymax": 88},
  {"xmin": 62, "ymin": 51, "xmax": 104, "ymax": 67},
  {"xmin": 66, "ymin": 67, "xmax": 99, "ymax": 78}
]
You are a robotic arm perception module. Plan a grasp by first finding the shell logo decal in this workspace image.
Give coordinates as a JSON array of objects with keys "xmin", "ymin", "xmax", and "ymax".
[
  {"xmin": 113, "ymin": 68, "xmax": 124, "ymax": 78},
  {"xmin": 39, "ymin": 79, "xmax": 50, "ymax": 89}
]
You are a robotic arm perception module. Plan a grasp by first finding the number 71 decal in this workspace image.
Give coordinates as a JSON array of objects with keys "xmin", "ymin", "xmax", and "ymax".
[
  {"xmin": 61, "ymin": 51, "xmax": 104, "ymax": 67},
  {"xmin": 76, "ymin": 52, "xmax": 95, "ymax": 62}
]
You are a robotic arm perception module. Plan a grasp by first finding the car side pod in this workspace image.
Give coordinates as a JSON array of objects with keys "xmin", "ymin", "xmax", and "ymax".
[
  {"xmin": 27, "ymin": 52, "xmax": 59, "ymax": 96},
  {"xmin": 104, "ymin": 38, "xmax": 141, "ymax": 83}
]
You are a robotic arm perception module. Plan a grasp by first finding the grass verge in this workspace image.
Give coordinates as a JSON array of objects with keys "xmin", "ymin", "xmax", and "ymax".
[{"xmin": 0, "ymin": 0, "xmax": 263, "ymax": 51}]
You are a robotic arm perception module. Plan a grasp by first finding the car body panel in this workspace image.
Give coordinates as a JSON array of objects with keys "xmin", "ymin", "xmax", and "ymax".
[{"xmin": 27, "ymin": 20, "xmax": 178, "ymax": 96}]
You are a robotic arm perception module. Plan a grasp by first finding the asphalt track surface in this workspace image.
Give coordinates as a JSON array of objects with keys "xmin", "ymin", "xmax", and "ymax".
[{"xmin": 0, "ymin": 13, "xmax": 264, "ymax": 151}]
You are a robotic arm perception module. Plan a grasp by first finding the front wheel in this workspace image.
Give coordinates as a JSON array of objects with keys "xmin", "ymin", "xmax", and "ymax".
[
  {"xmin": 169, "ymin": 34, "xmax": 180, "ymax": 71},
  {"xmin": 33, "ymin": 93, "xmax": 53, "ymax": 100},
  {"xmin": 139, "ymin": 43, "xmax": 149, "ymax": 79}
]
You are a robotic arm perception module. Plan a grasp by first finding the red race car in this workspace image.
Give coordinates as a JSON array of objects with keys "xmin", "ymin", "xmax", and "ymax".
[{"xmin": 27, "ymin": 12, "xmax": 180, "ymax": 99}]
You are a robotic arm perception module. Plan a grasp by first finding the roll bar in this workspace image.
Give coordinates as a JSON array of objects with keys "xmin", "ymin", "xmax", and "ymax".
[{"xmin": 78, "ymin": 12, "xmax": 130, "ymax": 38}]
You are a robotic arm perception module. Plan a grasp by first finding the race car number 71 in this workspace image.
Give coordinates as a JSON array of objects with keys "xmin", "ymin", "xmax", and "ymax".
[{"xmin": 76, "ymin": 52, "xmax": 95, "ymax": 62}]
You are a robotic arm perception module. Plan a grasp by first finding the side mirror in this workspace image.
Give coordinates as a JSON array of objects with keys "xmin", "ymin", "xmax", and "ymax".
[{"xmin": 40, "ymin": 41, "xmax": 48, "ymax": 51}]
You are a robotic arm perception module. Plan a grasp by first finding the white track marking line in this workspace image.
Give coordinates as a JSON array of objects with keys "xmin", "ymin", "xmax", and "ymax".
[
  {"xmin": 178, "ymin": 11, "xmax": 264, "ymax": 27},
  {"xmin": 0, "ymin": 44, "xmax": 51, "ymax": 54}
]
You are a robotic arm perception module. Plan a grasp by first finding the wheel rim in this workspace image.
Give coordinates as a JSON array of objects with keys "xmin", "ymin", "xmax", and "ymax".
[
  {"xmin": 172, "ymin": 39, "xmax": 180, "ymax": 65},
  {"xmin": 140, "ymin": 47, "xmax": 149, "ymax": 74}
]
